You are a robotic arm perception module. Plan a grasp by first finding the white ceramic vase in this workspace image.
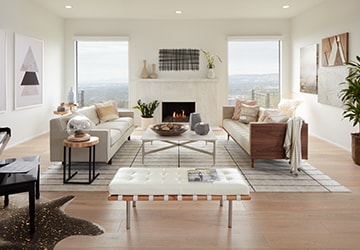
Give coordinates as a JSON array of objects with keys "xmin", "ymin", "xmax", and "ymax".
[{"xmin": 207, "ymin": 68, "xmax": 216, "ymax": 79}]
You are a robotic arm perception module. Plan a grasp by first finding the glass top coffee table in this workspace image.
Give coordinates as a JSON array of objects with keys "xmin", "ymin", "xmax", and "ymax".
[{"xmin": 141, "ymin": 125, "xmax": 217, "ymax": 167}]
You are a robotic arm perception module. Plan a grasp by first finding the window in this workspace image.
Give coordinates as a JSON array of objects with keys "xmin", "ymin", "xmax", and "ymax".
[
  {"xmin": 76, "ymin": 39, "xmax": 129, "ymax": 108},
  {"xmin": 228, "ymin": 39, "xmax": 281, "ymax": 108}
]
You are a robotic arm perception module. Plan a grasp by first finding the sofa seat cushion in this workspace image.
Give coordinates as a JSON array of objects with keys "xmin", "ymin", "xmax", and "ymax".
[
  {"xmin": 223, "ymin": 119, "xmax": 250, "ymax": 154},
  {"xmin": 112, "ymin": 117, "xmax": 134, "ymax": 128},
  {"xmin": 96, "ymin": 121, "xmax": 130, "ymax": 134}
]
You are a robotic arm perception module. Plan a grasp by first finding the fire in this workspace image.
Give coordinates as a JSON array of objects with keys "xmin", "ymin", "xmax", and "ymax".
[{"xmin": 173, "ymin": 110, "xmax": 187, "ymax": 119}]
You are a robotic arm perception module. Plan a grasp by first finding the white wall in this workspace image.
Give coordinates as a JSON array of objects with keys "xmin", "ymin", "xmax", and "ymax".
[
  {"xmin": 64, "ymin": 18, "xmax": 291, "ymax": 126},
  {"xmin": 0, "ymin": 0, "xmax": 64, "ymax": 147},
  {"xmin": 291, "ymin": 0, "xmax": 360, "ymax": 151}
]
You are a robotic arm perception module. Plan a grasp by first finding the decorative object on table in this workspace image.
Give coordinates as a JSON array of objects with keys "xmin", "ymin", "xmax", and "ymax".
[
  {"xmin": 339, "ymin": 55, "xmax": 360, "ymax": 165},
  {"xmin": 201, "ymin": 49, "xmax": 222, "ymax": 79},
  {"xmin": 150, "ymin": 63, "xmax": 158, "ymax": 79},
  {"xmin": 151, "ymin": 123, "xmax": 187, "ymax": 136},
  {"xmin": 57, "ymin": 102, "xmax": 66, "ymax": 112},
  {"xmin": 14, "ymin": 33, "xmax": 43, "ymax": 109},
  {"xmin": 67, "ymin": 86, "xmax": 76, "ymax": 104},
  {"xmin": 194, "ymin": 122, "xmax": 210, "ymax": 135},
  {"xmin": 132, "ymin": 99, "xmax": 160, "ymax": 129},
  {"xmin": 66, "ymin": 115, "xmax": 93, "ymax": 141},
  {"xmin": 141, "ymin": 59, "xmax": 150, "ymax": 79},
  {"xmin": 189, "ymin": 112, "xmax": 201, "ymax": 130}
]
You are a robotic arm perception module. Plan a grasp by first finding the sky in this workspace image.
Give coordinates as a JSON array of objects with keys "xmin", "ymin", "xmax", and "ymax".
[
  {"xmin": 77, "ymin": 41, "xmax": 129, "ymax": 84},
  {"xmin": 228, "ymin": 40, "xmax": 280, "ymax": 75},
  {"xmin": 77, "ymin": 40, "xmax": 280, "ymax": 85}
]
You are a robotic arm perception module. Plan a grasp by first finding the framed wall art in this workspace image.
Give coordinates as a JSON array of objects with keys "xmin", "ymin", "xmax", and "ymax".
[
  {"xmin": 0, "ymin": 30, "xmax": 6, "ymax": 112},
  {"xmin": 14, "ymin": 33, "xmax": 43, "ymax": 109},
  {"xmin": 159, "ymin": 48, "xmax": 199, "ymax": 71},
  {"xmin": 300, "ymin": 44, "xmax": 318, "ymax": 94},
  {"xmin": 322, "ymin": 32, "xmax": 348, "ymax": 67}
]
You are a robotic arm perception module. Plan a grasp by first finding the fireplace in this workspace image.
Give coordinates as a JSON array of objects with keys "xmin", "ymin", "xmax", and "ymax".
[{"xmin": 162, "ymin": 102, "xmax": 195, "ymax": 122}]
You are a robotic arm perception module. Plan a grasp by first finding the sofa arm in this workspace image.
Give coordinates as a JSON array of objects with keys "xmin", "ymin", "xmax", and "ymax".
[
  {"xmin": 249, "ymin": 122, "xmax": 308, "ymax": 160},
  {"xmin": 118, "ymin": 109, "xmax": 134, "ymax": 118},
  {"xmin": 223, "ymin": 106, "xmax": 235, "ymax": 120}
]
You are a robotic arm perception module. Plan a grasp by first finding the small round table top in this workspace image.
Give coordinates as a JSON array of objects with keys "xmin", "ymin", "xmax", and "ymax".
[{"xmin": 63, "ymin": 136, "xmax": 99, "ymax": 148}]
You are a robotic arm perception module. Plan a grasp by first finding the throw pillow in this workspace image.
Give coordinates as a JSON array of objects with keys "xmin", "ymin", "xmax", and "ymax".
[
  {"xmin": 258, "ymin": 108, "xmax": 281, "ymax": 122},
  {"xmin": 232, "ymin": 99, "xmax": 257, "ymax": 120},
  {"xmin": 278, "ymin": 99, "xmax": 302, "ymax": 117},
  {"xmin": 94, "ymin": 100, "xmax": 119, "ymax": 123},
  {"xmin": 264, "ymin": 114, "xmax": 290, "ymax": 123},
  {"xmin": 239, "ymin": 103, "xmax": 260, "ymax": 124}
]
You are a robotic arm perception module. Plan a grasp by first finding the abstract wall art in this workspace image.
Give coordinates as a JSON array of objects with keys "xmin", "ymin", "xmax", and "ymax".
[
  {"xmin": 0, "ymin": 30, "xmax": 6, "ymax": 112},
  {"xmin": 300, "ymin": 44, "xmax": 318, "ymax": 94},
  {"xmin": 322, "ymin": 32, "xmax": 348, "ymax": 67},
  {"xmin": 14, "ymin": 33, "xmax": 43, "ymax": 109}
]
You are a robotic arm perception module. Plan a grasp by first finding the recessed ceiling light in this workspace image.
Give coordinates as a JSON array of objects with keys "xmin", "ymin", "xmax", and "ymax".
[
  {"xmin": 282, "ymin": 5, "xmax": 290, "ymax": 9},
  {"xmin": 175, "ymin": 10, "xmax": 182, "ymax": 14},
  {"xmin": 65, "ymin": 5, "xmax": 72, "ymax": 9}
]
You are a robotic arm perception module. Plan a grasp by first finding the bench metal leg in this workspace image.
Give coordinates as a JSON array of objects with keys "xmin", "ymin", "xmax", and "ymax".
[
  {"xmin": 126, "ymin": 200, "xmax": 131, "ymax": 229},
  {"xmin": 228, "ymin": 200, "xmax": 233, "ymax": 228}
]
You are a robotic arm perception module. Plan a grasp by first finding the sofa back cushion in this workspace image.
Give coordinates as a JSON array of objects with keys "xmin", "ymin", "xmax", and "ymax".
[{"xmin": 74, "ymin": 106, "xmax": 100, "ymax": 125}]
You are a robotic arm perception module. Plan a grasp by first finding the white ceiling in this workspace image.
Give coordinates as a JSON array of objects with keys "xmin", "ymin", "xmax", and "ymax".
[{"xmin": 31, "ymin": 0, "xmax": 327, "ymax": 19}]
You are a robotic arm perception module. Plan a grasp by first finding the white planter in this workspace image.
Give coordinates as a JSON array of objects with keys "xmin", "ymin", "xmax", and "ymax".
[
  {"xmin": 207, "ymin": 68, "xmax": 216, "ymax": 79},
  {"xmin": 141, "ymin": 117, "xmax": 154, "ymax": 130}
]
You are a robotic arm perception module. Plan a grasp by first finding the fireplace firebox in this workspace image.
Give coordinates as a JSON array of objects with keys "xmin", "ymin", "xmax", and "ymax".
[{"xmin": 162, "ymin": 102, "xmax": 195, "ymax": 122}]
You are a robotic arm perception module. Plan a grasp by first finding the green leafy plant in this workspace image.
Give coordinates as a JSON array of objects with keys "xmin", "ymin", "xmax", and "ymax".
[
  {"xmin": 132, "ymin": 99, "xmax": 160, "ymax": 118},
  {"xmin": 201, "ymin": 49, "xmax": 222, "ymax": 69},
  {"xmin": 339, "ymin": 56, "xmax": 360, "ymax": 133}
]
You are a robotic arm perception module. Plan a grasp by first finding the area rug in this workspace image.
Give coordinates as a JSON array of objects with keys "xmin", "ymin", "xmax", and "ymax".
[
  {"xmin": 0, "ymin": 195, "xmax": 103, "ymax": 250},
  {"xmin": 40, "ymin": 138, "xmax": 350, "ymax": 193}
]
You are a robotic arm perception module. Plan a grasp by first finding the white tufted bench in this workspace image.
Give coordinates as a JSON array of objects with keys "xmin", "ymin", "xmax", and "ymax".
[{"xmin": 108, "ymin": 167, "xmax": 251, "ymax": 229}]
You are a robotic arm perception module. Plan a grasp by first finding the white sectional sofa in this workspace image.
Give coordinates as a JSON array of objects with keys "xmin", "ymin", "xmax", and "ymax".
[{"xmin": 50, "ymin": 103, "xmax": 134, "ymax": 164}]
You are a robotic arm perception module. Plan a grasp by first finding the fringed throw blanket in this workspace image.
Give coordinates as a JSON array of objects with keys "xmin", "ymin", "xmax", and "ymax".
[{"xmin": 159, "ymin": 48, "xmax": 199, "ymax": 71}]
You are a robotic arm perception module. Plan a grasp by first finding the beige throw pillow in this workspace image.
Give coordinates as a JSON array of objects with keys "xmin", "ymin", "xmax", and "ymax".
[
  {"xmin": 239, "ymin": 103, "xmax": 260, "ymax": 124},
  {"xmin": 94, "ymin": 100, "xmax": 119, "ymax": 123},
  {"xmin": 232, "ymin": 99, "xmax": 257, "ymax": 120}
]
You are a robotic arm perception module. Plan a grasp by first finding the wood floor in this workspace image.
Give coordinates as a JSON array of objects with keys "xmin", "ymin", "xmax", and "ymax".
[{"xmin": 1, "ymin": 130, "xmax": 360, "ymax": 249}]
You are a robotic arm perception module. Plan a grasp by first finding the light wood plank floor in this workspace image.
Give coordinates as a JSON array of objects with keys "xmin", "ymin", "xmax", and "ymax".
[{"xmin": 1, "ymin": 130, "xmax": 360, "ymax": 249}]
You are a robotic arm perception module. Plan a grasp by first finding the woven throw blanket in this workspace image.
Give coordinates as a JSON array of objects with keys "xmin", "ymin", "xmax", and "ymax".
[{"xmin": 159, "ymin": 48, "xmax": 199, "ymax": 71}]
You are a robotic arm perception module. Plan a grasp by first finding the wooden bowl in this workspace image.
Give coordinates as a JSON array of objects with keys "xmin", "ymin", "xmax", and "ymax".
[{"xmin": 151, "ymin": 123, "xmax": 187, "ymax": 136}]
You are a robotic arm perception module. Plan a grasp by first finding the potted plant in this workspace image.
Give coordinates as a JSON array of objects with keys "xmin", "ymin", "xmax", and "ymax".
[
  {"xmin": 201, "ymin": 49, "xmax": 222, "ymax": 79},
  {"xmin": 133, "ymin": 99, "xmax": 160, "ymax": 129},
  {"xmin": 74, "ymin": 129, "xmax": 85, "ymax": 138},
  {"xmin": 339, "ymin": 55, "xmax": 360, "ymax": 165}
]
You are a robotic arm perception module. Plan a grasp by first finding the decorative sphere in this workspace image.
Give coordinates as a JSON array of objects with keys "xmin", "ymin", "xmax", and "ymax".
[{"xmin": 66, "ymin": 115, "xmax": 93, "ymax": 136}]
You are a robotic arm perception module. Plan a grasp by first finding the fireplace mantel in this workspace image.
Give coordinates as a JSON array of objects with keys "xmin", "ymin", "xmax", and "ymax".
[{"xmin": 134, "ymin": 78, "xmax": 218, "ymax": 126}]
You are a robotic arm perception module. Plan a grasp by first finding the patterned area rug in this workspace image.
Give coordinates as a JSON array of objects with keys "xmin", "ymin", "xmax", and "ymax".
[
  {"xmin": 0, "ymin": 195, "xmax": 103, "ymax": 249},
  {"xmin": 40, "ymin": 138, "xmax": 350, "ymax": 192}
]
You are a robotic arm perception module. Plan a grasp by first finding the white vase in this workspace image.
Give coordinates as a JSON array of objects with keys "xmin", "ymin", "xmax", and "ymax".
[
  {"xmin": 141, "ymin": 117, "xmax": 154, "ymax": 130},
  {"xmin": 207, "ymin": 68, "xmax": 216, "ymax": 79}
]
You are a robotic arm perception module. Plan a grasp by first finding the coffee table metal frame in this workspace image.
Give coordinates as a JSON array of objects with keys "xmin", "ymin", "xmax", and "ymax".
[{"xmin": 141, "ymin": 127, "xmax": 217, "ymax": 167}]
